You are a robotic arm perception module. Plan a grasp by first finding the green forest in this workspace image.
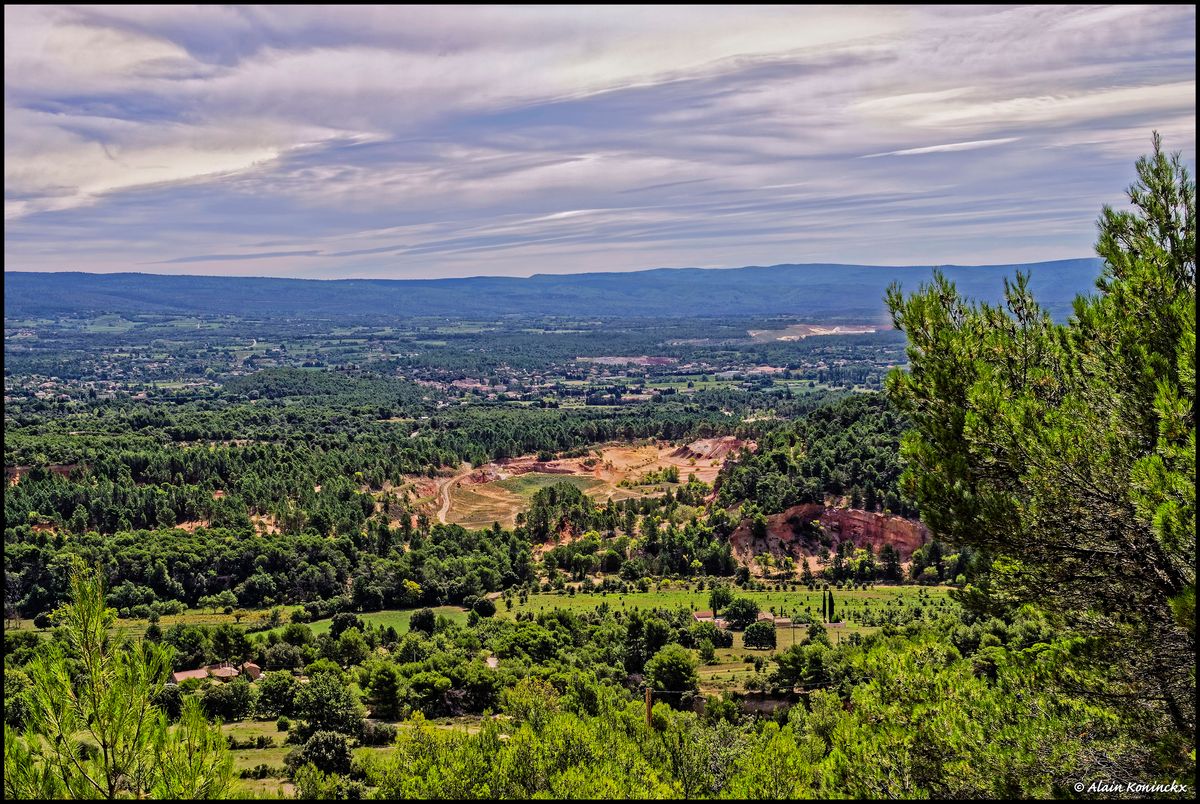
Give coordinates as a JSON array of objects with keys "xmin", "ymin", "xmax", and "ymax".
[{"xmin": 4, "ymin": 139, "xmax": 1194, "ymax": 799}]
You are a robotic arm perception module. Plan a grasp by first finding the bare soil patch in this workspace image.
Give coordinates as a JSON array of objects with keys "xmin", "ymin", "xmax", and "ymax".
[
  {"xmin": 747, "ymin": 323, "xmax": 882, "ymax": 342},
  {"xmin": 438, "ymin": 438, "xmax": 753, "ymax": 528}
]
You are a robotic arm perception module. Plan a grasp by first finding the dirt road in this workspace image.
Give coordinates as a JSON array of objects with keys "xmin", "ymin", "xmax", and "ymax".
[{"xmin": 436, "ymin": 462, "xmax": 474, "ymax": 523}]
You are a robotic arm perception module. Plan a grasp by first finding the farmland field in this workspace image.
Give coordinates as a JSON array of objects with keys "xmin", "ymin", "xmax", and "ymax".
[
  {"xmin": 495, "ymin": 584, "xmax": 956, "ymax": 693},
  {"xmin": 501, "ymin": 584, "xmax": 954, "ymax": 625},
  {"xmin": 264, "ymin": 605, "xmax": 469, "ymax": 640}
]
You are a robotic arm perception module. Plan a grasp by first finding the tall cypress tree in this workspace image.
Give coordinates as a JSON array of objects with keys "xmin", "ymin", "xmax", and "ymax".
[{"xmin": 828, "ymin": 590, "xmax": 835, "ymax": 623}]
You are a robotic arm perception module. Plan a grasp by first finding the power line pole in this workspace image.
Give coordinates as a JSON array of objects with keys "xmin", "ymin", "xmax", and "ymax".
[{"xmin": 645, "ymin": 687, "xmax": 652, "ymax": 726}]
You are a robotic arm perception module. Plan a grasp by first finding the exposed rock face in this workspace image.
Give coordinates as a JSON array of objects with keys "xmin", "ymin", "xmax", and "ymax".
[
  {"xmin": 494, "ymin": 457, "xmax": 576, "ymax": 476},
  {"xmin": 670, "ymin": 436, "xmax": 752, "ymax": 461},
  {"xmin": 729, "ymin": 504, "xmax": 928, "ymax": 569},
  {"xmin": 6, "ymin": 464, "xmax": 78, "ymax": 486}
]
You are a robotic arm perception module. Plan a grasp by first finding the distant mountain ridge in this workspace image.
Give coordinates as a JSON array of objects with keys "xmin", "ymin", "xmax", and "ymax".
[{"xmin": 3, "ymin": 259, "xmax": 1103, "ymax": 321}]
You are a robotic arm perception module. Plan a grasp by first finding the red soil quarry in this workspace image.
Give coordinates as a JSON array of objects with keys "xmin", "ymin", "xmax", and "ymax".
[
  {"xmin": 730, "ymin": 503, "xmax": 928, "ymax": 576},
  {"xmin": 670, "ymin": 436, "xmax": 746, "ymax": 461},
  {"xmin": 432, "ymin": 438, "xmax": 757, "ymax": 527}
]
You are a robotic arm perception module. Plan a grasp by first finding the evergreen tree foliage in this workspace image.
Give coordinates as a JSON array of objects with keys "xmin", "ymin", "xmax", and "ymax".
[
  {"xmin": 886, "ymin": 133, "xmax": 1195, "ymax": 773},
  {"xmin": 3, "ymin": 566, "xmax": 234, "ymax": 799}
]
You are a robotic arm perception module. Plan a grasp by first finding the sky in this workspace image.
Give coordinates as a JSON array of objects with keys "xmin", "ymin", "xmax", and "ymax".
[{"xmin": 4, "ymin": 4, "xmax": 1196, "ymax": 279}]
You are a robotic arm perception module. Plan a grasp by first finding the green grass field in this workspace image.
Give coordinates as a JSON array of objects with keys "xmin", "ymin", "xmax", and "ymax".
[
  {"xmin": 225, "ymin": 714, "xmax": 485, "ymax": 795},
  {"xmin": 500, "ymin": 584, "xmax": 952, "ymax": 621},
  {"xmin": 505, "ymin": 583, "xmax": 956, "ymax": 692},
  {"xmin": 81, "ymin": 315, "xmax": 138, "ymax": 333},
  {"xmin": 492, "ymin": 473, "xmax": 604, "ymax": 496},
  {"xmin": 9, "ymin": 606, "xmax": 305, "ymax": 641},
  {"xmin": 486, "ymin": 583, "xmax": 954, "ymax": 694},
  {"xmin": 264, "ymin": 605, "xmax": 469, "ymax": 640}
]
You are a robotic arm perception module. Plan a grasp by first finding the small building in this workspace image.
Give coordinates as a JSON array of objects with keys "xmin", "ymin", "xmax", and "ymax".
[
  {"xmin": 168, "ymin": 668, "xmax": 211, "ymax": 685},
  {"xmin": 167, "ymin": 661, "xmax": 245, "ymax": 686},
  {"xmin": 239, "ymin": 662, "xmax": 262, "ymax": 681},
  {"xmin": 692, "ymin": 611, "xmax": 728, "ymax": 629},
  {"xmin": 207, "ymin": 662, "xmax": 240, "ymax": 680}
]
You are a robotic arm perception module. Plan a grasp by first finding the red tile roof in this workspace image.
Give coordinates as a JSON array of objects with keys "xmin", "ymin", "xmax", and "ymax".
[
  {"xmin": 169, "ymin": 668, "xmax": 210, "ymax": 684},
  {"xmin": 168, "ymin": 662, "xmax": 243, "ymax": 684}
]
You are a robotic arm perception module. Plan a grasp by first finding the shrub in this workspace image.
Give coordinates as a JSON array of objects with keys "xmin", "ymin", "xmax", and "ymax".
[
  {"xmin": 360, "ymin": 720, "xmax": 398, "ymax": 746},
  {"xmin": 240, "ymin": 763, "xmax": 284, "ymax": 780},
  {"xmin": 285, "ymin": 731, "xmax": 352, "ymax": 776},
  {"xmin": 409, "ymin": 608, "xmax": 435, "ymax": 635}
]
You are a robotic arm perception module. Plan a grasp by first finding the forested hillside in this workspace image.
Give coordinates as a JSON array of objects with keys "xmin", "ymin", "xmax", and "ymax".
[
  {"xmin": 4, "ymin": 141, "xmax": 1193, "ymax": 800},
  {"xmin": 715, "ymin": 394, "xmax": 916, "ymax": 517},
  {"xmin": 5, "ymin": 259, "xmax": 1101, "ymax": 321}
]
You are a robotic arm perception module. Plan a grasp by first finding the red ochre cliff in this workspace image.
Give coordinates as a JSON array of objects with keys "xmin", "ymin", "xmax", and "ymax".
[{"xmin": 729, "ymin": 504, "xmax": 928, "ymax": 573}]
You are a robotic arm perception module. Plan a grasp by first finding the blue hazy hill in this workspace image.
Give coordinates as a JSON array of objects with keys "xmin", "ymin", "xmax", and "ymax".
[{"xmin": 4, "ymin": 258, "xmax": 1103, "ymax": 321}]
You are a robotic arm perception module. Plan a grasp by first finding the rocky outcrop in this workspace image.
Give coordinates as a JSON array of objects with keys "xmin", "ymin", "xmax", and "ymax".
[
  {"xmin": 729, "ymin": 504, "xmax": 928, "ymax": 570},
  {"xmin": 6, "ymin": 464, "xmax": 79, "ymax": 486},
  {"xmin": 670, "ymin": 436, "xmax": 752, "ymax": 461}
]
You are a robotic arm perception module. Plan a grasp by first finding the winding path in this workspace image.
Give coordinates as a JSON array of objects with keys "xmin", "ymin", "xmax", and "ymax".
[{"xmin": 436, "ymin": 462, "xmax": 474, "ymax": 523}]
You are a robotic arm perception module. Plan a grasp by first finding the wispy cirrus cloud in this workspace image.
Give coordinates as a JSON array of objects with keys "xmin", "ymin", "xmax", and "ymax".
[
  {"xmin": 861, "ymin": 137, "xmax": 1022, "ymax": 158},
  {"xmin": 155, "ymin": 249, "xmax": 323, "ymax": 264},
  {"xmin": 4, "ymin": 4, "xmax": 1195, "ymax": 278}
]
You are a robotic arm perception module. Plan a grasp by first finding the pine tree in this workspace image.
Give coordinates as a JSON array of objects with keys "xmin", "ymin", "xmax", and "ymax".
[
  {"xmin": 4, "ymin": 565, "xmax": 235, "ymax": 799},
  {"xmin": 886, "ymin": 132, "xmax": 1195, "ymax": 766}
]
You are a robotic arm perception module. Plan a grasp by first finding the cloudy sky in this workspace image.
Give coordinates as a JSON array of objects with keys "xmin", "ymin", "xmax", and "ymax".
[{"xmin": 4, "ymin": 4, "xmax": 1195, "ymax": 279}]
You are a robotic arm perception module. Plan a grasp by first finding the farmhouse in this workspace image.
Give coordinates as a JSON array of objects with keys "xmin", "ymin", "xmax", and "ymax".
[
  {"xmin": 692, "ymin": 610, "xmax": 729, "ymax": 628},
  {"xmin": 167, "ymin": 661, "xmax": 262, "ymax": 686}
]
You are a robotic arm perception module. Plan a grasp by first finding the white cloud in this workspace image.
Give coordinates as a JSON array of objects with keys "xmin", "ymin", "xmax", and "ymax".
[
  {"xmin": 861, "ymin": 137, "xmax": 1022, "ymax": 158},
  {"xmin": 910, "ymin": 81, "xmax": 1195, "ymax": 130},
  {"xmin": 3, "ymin": 4, "xmax": 1195, "ymax": 276}
]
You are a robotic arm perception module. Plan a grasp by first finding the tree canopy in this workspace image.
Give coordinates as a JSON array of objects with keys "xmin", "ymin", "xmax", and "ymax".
[{"xmin": 886, "ymin": 132, "xmax": 1195, "ymax": 771}]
